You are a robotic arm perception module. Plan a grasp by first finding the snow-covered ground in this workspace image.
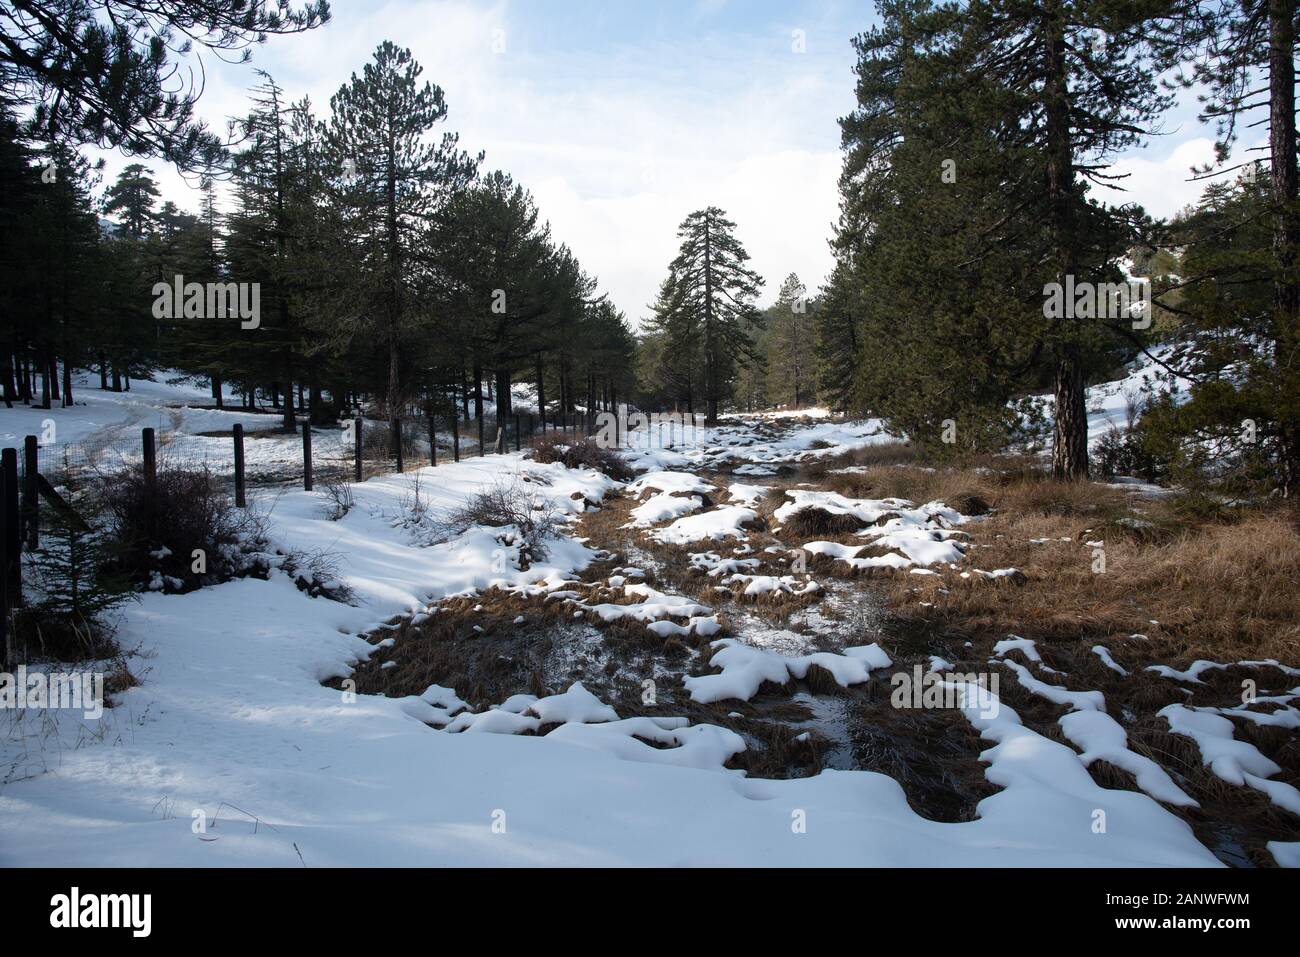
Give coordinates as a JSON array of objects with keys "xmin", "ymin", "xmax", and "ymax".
[{"xmin": 0, "ymin": 366, "xmax": 1277, "ymax": 867}]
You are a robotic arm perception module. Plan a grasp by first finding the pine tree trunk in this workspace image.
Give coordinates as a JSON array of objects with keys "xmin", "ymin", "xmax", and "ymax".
[
  {"xmin": 703, "ymin": 210, "xmax": 718, "ymax": 425},
  {"xmin": 283, "ymin": 380, "xmax": 296, "ymax": 433},
  {"xmin": 48, "ymin": 353, "xmax": 60, "ymax": 403},
  {"xmin": 1269, "ymin": 0, "xmax": 1300, "ymax": 494},
  {"xmin": 535, "ymin": 356, "xmax": 546, "ymax": 425},
  {"xmin": 1044, "ymin": 5, "xmax": 1087, "ymax": 479},
  {"xmin": 1, "ymin": 352, "xmax": 15, "ymax": 408},
  {"xmin": 39, "ymin": 350, "xmax": 50, "ymax": 409},
  {"xmin": 62, "ymin": 357, "xmax": 72, "ymax": 407},
  {"xmin": 1053, "ymin": 345, "xmax": 1088, "ymax": 480},
  {"xmin": 495, "ymin": 368, "xmax": 512, "ymax": 421},
  {"xmin": 99, "ymin": 354, "xmax": 108, "ymax": 390},
  {"xmin": 309, "ymin": 382, "xmax": 323, "ymax": 425}
]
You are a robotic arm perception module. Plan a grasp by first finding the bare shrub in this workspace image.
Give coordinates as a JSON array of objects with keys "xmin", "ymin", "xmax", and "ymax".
[
  {"xmin": 318, "ymin": 474, "xmax": 355, "ymax": 521},
  {"xmin": 280, "ymin": 546, "xmax": 354, "ymax": 603},
  {"xmin": 441, "ymin": 476, "xmax": 564, "ymax": 566},
  {"xmin": 95, "ymin": 460, "xmax": 266, "ymax": 592},
  {"xmin": 529, "ymin": 434, "xmax": 634, "ymax": 481}
]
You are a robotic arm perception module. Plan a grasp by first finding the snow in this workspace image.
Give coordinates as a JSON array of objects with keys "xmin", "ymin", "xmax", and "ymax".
[
  {"xmin": 547, "ymin": 717, "xmax": 746, "ymax": 771},
  {"xmin": 620, "ymin": 417, "xmax": 892, "ymax": 474},
  {"xmin": 775, "ymin": 491, "xmax": 968, "ymax": 569},
  {"xmin": 727, "ymin": 482, "xmax": 771, "ymax": 505},
  {"xmin": 650, "ymin": 505, "xmax": 757, "ymax": 545},
  {"xmin": 525, "ymin": 682, "xmax": 620, "ymax": 725},
  {"xmin": 1091, "ymin": 645, "xmax": 1129, "ymax": 676},
  {"xmin": 942, "ymin": 680, "xmax": 1217, "ymax": 866},
  {"xmin": 0, "ymin": 379, "xmax": 1269, "ymax": 867},
  {"xmin": 683, "ymin": 639, "xmax": 892, "ymax": 704},
  {"xmin": 997, "ymin": 659, "xmax": 1105, "ymax": 712},
  {"xmin": 1159, "ymin": 705, "xmax": 1300, "ymax": 814},
  {"xmin": 1028, "ymin": 343, "xmax": 1195, "ymax": 458},
  {"xmin": 1059, "ymin": 711, "xmax": 1197, "ymax": 807},
  {"xmin": 626, "ymin": 471, "xmax": 715, "ymax": 497},
  {"xmin": 627, "ymin": 492, "xmax": 704, "ymax": 527},
  {"xmin": 992, "ymin": 636, "xmax": 1056, "ymax": 670}
]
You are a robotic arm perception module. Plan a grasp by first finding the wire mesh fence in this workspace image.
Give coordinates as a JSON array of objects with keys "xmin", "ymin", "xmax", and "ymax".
[{"xmin": 7, "ymin": 406, "xmax": 610, "ymax": 514}]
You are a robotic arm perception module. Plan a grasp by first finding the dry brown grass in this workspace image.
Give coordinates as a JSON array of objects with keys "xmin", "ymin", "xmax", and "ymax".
[
  {"xmin": 800, "ymin": 441, "xmax": 919, "ymax": 478},
  {"xmin": 889, "ymin": 486, "xmax": 1300, "ymax": 661}
]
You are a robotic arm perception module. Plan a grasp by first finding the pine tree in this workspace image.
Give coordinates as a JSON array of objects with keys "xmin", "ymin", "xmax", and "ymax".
[
  {"xmin": 960, "ymin": 0, "xmax": 1198, "ymax": 476},
  {"xmin": 1, "ymin": 0, "xmax": 329, "ymax": 172},
  {"xmin": 663, "ymin": 207, "xmax": 764, "ymax": 423},
  {"xmin": 326, "ymin": 41, "xmax": 480, "ymax": 416},
  {"xmin": 1181, "ymin": 0, "xmax": 1300, "ymax": 492},
  {"xmin": 832, "ymin": 0, "xmax": 1051, "ymax": 453},
  {"xmin": 102, "ymin": 164, "xmax": 160, "ymax": 239},
  {"xmin": 765, "ymin": 273, "xmax": 815, "ymax": 408},
  {"xmin": 813, "ymin": 264, "xmax": 861, "ymax": 412},
  {"xmin": 226, "ymin": 74, "xmax": 311, "ymax": 431},
  {"xmin": 26, "ymin": 505, "xmax": 134, "ymax": 647},
  {"xmin": 642, "ymin": 271, "xmax": 701, "ymax": 414}
]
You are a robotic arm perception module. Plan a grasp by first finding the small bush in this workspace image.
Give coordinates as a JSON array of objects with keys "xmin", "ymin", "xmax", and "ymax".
[
  {"xmin": 318, "ymin": 475, "xmax": 354, "ymax": 521},
  {"xmin": 529, "ymin": 434, "xmax": 634, "ymax": 481},
  {"xmin": 18, "ymin": 504, "xmax": 135, "ymax": 661},
  {"xmin": 96, "ymin": 461, "xmax": 265, "ymax": 592},
  {"xmin": 441, "ymin": 477, "xmax": 564, "ymax": 567},
  {"xmin": 280, "ymin": 546, "xmax": 354, "ymax": 602},
  {"xmin": 1094, "ymin": 425, "xmax": 1165, "ymax": 483}
]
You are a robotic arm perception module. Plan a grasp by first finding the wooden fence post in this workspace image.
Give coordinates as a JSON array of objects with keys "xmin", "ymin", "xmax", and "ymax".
[
  {"xmin": 354, "ymin": 417, "xmax": 363, "ymax": 483},
  {"xmin": 22, "ymin": 435, "xmax": 38, "ymax": 549},
  {"xmin": 0, "ymin": 457, "xmax": 9, "ymax": 668},
  {"xmin": 392, "ymin": 418, "xmax": 403, "ymax": 473},
  {"xmin": 477, "ymin": 415, "xmax": 485, "ymax": 457},
  {"xmin": 3, "ymin": 448, "xmax": 21, "ymax": 610},
  {"xmin": 514, "ymin": 415, "xmax": 521, "ymax": 452},
  {"xmin": 302, "ymin": 423, "xmax": 313, "ymax": 491},
  {"xmin": 142, "ymin": 427, "xmax": 156, "ymax": 492},
  {"xmin": 232, "ymin": 424, "xmax": 246, "ymax": 507},
  {"xmin": 451, "ymin": 414, "xmax": 460, "ymax": 462}
]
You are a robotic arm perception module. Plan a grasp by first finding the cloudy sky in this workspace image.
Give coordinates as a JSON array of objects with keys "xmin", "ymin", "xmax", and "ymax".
[{"xmin": 103, "ymin": 0, "xmax": 1258, "ymax": 326}]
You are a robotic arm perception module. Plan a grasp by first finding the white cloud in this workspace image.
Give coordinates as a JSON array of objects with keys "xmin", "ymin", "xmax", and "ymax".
[
  {"xmin": 89, "ymin": 2, "xmax": 1245, "ymax": 331},
  {"xmin": 1097, "ymin": 136, "xmax": 1265, "ymax": 219},
  {"xmin": 92, "ymin": 0, "xmax": 852, "ymax": 326}
]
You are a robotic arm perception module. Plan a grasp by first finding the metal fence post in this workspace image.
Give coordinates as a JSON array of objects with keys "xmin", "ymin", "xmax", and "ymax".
[{"xmin": 233, "ymin": 424, "xmax": 246, "ymax": 507}]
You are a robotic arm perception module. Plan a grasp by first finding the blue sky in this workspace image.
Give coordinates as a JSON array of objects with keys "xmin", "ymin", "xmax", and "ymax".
[{"xmin": 102, "ymin": 0, "xmax": 1254, "ymax": 324}]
